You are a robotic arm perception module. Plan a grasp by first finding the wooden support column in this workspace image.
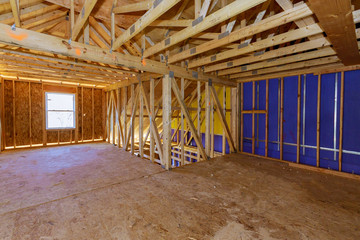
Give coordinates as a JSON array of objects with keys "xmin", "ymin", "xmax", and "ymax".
[
  {"xmin": 339, "ymin": 71, "xmax": 345, "ymax": 172},
  {"xmin": 280, "ymin": 77, "xmax": 284, "ymax": 160},
  {"xmin": 162, "ymin": 74, "xmax": 172, "ymax": 170},
  {"xmin": 106, "ymin": 91, "xmax": 110, "ymax": 143},
  {"xmin": 150, "ymin": 78, "xmax": 155, "ymax": 163},
  {"xmin": 130, "ymin": 84, "xmax": 135, "ymax": 154},
  {"xmin": 92, "ymin": 88, "xmax": 95, "ymax": 141},
  {"xmin": 29, "ymin": 82, "xmax": 32, "ymax": 147},
  {"xmin": 117, "ymin": 88, "xmax": 121, "ymax": 147},
  {"xmin": 240, "ymin": 82, "xmax": 244, "ymax": 152},
  {"xmin": 82, "ymin": 87, "xmax": 84, "ymax": 142},
  {"xmin": 297, "ymin": 75, "xmax": 301, "ymax": 163},
  {"xmin": 112, "ymin": 91, "xmax": 116, "ymax": 144},
  {"xmin": 180, "ymin": 78, "xmax": 185, "ymax": 165},
  {"xmin": 222, "ymin": 86, "xmax": 226, "ymax": 155},
  {"xmin": 210, "ymin": 86, "xmax": 214, "ymax": 158},
  {"xmin": 265, "ymin": 79, "xmax": 269, "ymax": 157},
  {"xmin": 123, "ymin": 87, "xmax": 127, "ymax": 147},
  {"xmin": 197, "ymin": 81, "xmax": 202, "ymax": 161},
  {"xmin": 75, "ymin": 87, "xmax": 79, "ymax": 143},
  {"xmin": 205, "ymin": 81, "xmax": 211, "ymax": 156},
  {"xmin": 316, "ymin": 74, "xmax": 321, "ymax": 167},
  {"xmin": 252, "ymin": 81, "xmax": 255, "ymax": 154},
  {"xmin": 0, "ymin": 78, "xmax": 3, "ymax": 151},
  {"xmin": 139, "ymin": 80, "xmax": 144, "ymax": 158}
]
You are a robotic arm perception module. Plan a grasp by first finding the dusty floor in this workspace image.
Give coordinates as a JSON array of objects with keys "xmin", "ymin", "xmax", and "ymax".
[{"xmin": 0, "ymin": 143, "xmax": 359, "ymax": 240}]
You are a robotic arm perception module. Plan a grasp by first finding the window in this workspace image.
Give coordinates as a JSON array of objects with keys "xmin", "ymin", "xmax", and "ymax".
[{"xmin": 46, "ymin": 92, "xmax": 75, "ymax": 129}]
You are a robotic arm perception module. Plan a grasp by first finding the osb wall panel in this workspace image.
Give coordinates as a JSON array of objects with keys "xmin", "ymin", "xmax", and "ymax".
[
  {"xmin": 47, "ymin": 131, "xmax": 58, "ymax": 144},
  {"xmin": 59, "ymin": 130, "xmax": 71, "ymax": 143},
  {"xmin": 15, "ymin": 81, "xmax": 30, "ymax": 146},
  {"xmin": 2, "ymin": 80, "xmax": 104, "ymax": 149},
  {"xmin": 4, "ymin": 80, "xmax": 14, "ymax": 147},
  {"xmin": 82, "ymin": 88, "xmax": 93, "ymax": 140},
  {"xmin": 78, "ymin": 87, "xmax": 83, "ymax": 141},
  {"xmin": 94, "ymin": 89, "xmax": 103, "ymax": 139},
  {"xmin": 30, "ymin": 83, "xmax": 43, "ymax": 145}
]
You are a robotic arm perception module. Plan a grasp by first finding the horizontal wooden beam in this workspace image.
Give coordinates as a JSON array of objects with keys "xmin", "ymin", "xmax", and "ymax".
[
  {"xmin": 144, "ymin": 0, "xmax": 266, "ymax": 58},
  {"xmin": 308, "ymin": 0, "xmax": 360, "ymax": 65},
  {"xmin": 0, "ymin": 23, "xmax": 235, "ymax": 87},
  {"xmin": 113, "ymin": 0, "xmax": 152, "ymax": 14}
]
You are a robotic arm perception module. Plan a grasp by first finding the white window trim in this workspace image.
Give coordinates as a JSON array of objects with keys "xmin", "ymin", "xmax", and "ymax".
[{"xmin": 45, "ymin": 92, "xmax": 76, "ymax": 130}]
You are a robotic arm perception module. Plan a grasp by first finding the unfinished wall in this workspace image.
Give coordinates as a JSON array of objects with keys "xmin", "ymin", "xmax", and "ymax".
[
  {"xmin": 1, "ymin": 78, "xmax": 105, "ymax": 150},
  {"xmin": 241, "ymin": 70, "xmax": 360, "ymax": 175}
]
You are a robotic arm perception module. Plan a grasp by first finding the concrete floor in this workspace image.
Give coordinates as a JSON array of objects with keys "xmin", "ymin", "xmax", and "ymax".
[{"xmin": 0, "ymin": 143, "xmax": 359, "ymax": 240}]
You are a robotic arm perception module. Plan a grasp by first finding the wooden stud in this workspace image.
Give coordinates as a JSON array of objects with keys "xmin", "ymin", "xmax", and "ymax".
[
  {"xmin": 117, "ymin": 88, "xmax": 121, "ymax": 147},
  {"xmin": 222, "ymin": 86, "xmax": 226, "ymax": 155},
  {"xmin": 197, "ymin": 81, "xmax": 202, "ymax": 161},
  {"xmin": 180, "ymin": 77, "xmax": 185, "ymax": 165},
  {"xmin": 205, "ymin": 81, "xmax": 211, "ymax": 156},
  {"xmin": 252, "ymin": 81, "xmax": 255, "ymax": 154},
  {"xmin": 139, "ymin": 80, "xmax": 144, "ymax": 158},
  {"xmin": 29, "ymin": 82, "xmax": 32, "ymax": 147},
  {"xmin": 13, "ymin": 80, "xmax": 15, "ymax": 148},
  {"xmin": 240, "ymin": 82, "xmax": 244, "ymax": 152},
  {"xmin": 316, "ymin": 74, "xmax": 321, "ymax": 167},
  {"xmin": 82, "ymin": 87, "xmax": 84, "ymax": 142},
  {"xmin": 92, "ymin": 88, "xmax": 95, "ymax": 141},
  {"xmin": 265, "ymin": 79, "xmax": 269, "ymax": 157},
  {"xmin": 339, "ymin": 71, "xmax": 345, "ymax": 172},
  {"xmin": 75, "ymin": 87, "xmax": 79, "ymax": 143},
  {"xmin": 280, "ymin": 77, "xmax": 284, "ymax": 160},
  {"xmin": 0, "ymin": 78, "xmax": 4, "ymax": 151},
  {"xmin": 123, "ymin": 87, "xmax": 127, "ymax": 147},
  {"xmin": 150, "ymin": 78, "xmax": 155, "ymax": 163},
  {"xmin": 162, "ymin": 74, "xmax": 172, "ymax": 169},
  {"xmin": 42, "ymin": 82, "xmax": 47, "ymax": 146}
]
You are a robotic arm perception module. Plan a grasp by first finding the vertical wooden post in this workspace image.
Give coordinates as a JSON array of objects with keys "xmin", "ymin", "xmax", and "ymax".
[
  {"xmin": 197, "ymin": 81, "xmax": 202, "ymax": 161},
  {"xmin": 210, "ymin": 85, "xmax": 214, "ymax": 158},
  {"xmin": 280, "ymin": 77, "xmax": 284, "ymax": 160},
  {"xmin": 297, "ymin": 75, "xmax": 301, "ymax": 163},
  {"xmin": 205, "ymin": 81, "xmax": 211, "ymax": 156},
  {"xmin": 117, "ymin": 88, "xmax": 121, "ymax": 147},
  {"xmin": 75, "ymin": 87, "xmax": 79, "ymax": 143},
  {"xmin": 82, "ymin": 87, "xmax": 84, "ymax": 142},
  {"xmin": 84, "ymin": 21, "xmax": 89, "ymax": 45},
  {"xmin": 339, "ymin": 72, "xmax": 345, "ymax": 172},
  {"xmin": 42, "ymin": 82, "xmax": 47, "ymax": 146},
  {"xmin": 222, "ymin": 86, "xmax": 226, "ymax": 155},
  {"xmin": 265, "ymin": 79, "xmax": 269, "ymax": 157},
  {"xmin": 150, "ymin": 78, "xmax": 155, "ymax": 162},
  {"xmin": 252, "ymin": 81, "xmax": 255, "ymax": 154},
  {"xmin": 70, "ymin": 0, "xmax": 74, "ymax": 36},
  {"xmin": 0, "ymin": 78, "xmax": 3, "ymax": 151},
  {"xmin": 139, "ymin": 81, "xmax": 144, "ymax": 158},
  {"xmin": 106, "ymin": 91, "xmax": 110, "ymax": 143},
  {"xmin": 130, "ymin": 84, "xmax": 135, "ymax": 154},
  {"xmin": 112, "ymin": 91, "xmax": 116, "ymax": 144},
  {"xmin": 162, "ymin": 74, "xmax": 172, "ymax": 170},
  {"xmin": 180, "ymin": 78, "xmax": 185, "ymax": 165},
  {"xmin": 240, "ymin": 82, "xmax": 243, "ymax": 152},
  {"xmin": 316, "ymin": 74, "xmax": 321, "ymax": 167},
  {"xmin": 92, "ymin": 88, "xmax": 95, "ymax": 141},
  {"xmin": 29, "ymin": 82, "xmax": 32, "ymax": 147},
  {"xmin": 13, "ymin": 80, "xmax": 16, "ymax": 148},
  {"xmin": 123, "ymin": 86, "xmax": 127, "ymax": 146}
]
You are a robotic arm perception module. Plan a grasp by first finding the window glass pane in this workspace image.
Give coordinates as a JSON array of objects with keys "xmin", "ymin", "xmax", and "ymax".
[
  {"xmin": 47, "ymin": 111, "xmax": 74, "ymax": 129},
  {"xmin": 47, "ymin": 93, "xmax": 74, "ymax": 111}
]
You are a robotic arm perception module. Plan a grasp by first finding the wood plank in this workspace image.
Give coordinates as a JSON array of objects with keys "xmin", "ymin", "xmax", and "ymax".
[
  {"xmin": 113, "ymin": 0, "xmax": 152, "ymax": 14},
  {"xmin": 252, "ymin": 81, "xmax": 255, "ymax": 154},
  {"xmin": 169, "ymin": 3, "xmax": 313, "ymax": 64},
  {"xmin": 308, "ymin": 0, "xmax": 360, "ymax": 65},
  {"xmin": 265, "ymin": 79, "xmax": 269, "ymax": 157},
  {"xmin": 316, "ymin": 74, "xmax": 321, "ymax": 167},
  {"xmin": 71, "ymin": 0, "xmax": 98, "ymax": 40},
  {"xmin": 162, "ymin": 74, "xmax": 172, "ymax": 169},
  {"xmin": 339, "ymin": 71, "xmax": 345, "ymax": 172},
  {"xmin": 297, "ymin": 75, "xmax": 301, "ymax": 163},
  {"xmin": 0, "ymin": 23, "xmax": 235, "ymax": 87},
  {"xmin": 144, "ymin": 0, "xmax": 266, "ymax": 58},
  {"xmin": 205, "ymin": 82, "xmax": 211, "ymax": 156},
  {"xmin": 149, "ymin": 79, "xmax": 155, "ymax": 163},
  {"xmin": 9, "ymin": 0, "xmax": 20, "ymax": 27},
  {"xmin": 112, "ymin": 0, "xmax": 181, "ymax": 50},
  {"xmin": 280, "ymin": 77, "xmax": 284, "ymax": 160}
]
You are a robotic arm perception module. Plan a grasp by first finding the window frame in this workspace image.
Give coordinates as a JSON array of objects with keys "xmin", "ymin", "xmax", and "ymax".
[{"xmin": 45, "ymin": 92, "xmax": 76, "ymax": 130}]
